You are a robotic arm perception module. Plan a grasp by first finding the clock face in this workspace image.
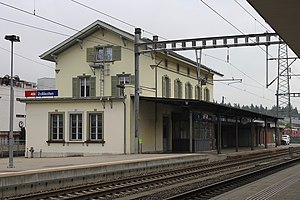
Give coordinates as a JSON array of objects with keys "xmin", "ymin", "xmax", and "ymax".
[{"xmin": 19, "ymin": 121, "xmax": 24, "ymax": 128}]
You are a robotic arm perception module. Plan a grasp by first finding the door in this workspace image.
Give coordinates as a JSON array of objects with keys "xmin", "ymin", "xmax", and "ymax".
[{"xmin": 163, "ymin": 116, "xmax": 169, "ymax": 152}]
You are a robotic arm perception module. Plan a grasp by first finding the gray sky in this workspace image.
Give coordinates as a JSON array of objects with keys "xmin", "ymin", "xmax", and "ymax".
[{"xmin": 1, "ymin": 0, "xmax": 300, "ymax": 109}]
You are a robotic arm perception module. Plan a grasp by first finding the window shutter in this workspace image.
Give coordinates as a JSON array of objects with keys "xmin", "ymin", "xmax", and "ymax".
[
  {"xmin": 111, "ymin": 76, "xmax": 118, "ymax": 96},
  {"xmin": 72, "ymin": 77, "xmax": 79, "ymax": 98},
  {"xmin": 90, "ymin": 77, "xmax": 96, "ymax": 97},
  {"xmin": 174, "ymin": 80, "xmax": 178, "ymax": 98},
  {"xmin": 162, "ymin": 76, "xmax": 166, "ymax": 97},
  {"xmin": 112, "ymin": 46, "xmax": 121, "ymax": 61},
  {"xmin": 129, "ymin": 75, "xmax": 135, "ymax": 85},
  {"xmin": 86, "ymin": 47, "xmax": 96, "ymax": 62}
]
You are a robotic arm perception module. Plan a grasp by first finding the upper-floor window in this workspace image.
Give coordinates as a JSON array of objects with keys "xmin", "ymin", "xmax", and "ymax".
[
  {"xmin": 195, "ymin": 85, "xmax": 202, "ymax": 100},
  {"xmin": 164, "ymin": 58, "xmax": 168, "ymax": 68},
  {"xmin": 72, "ymin": 75, "xmax": 96, "ymax": 98},
  {"xmin": 49, "ymin": 113, "xmax": 64, "ymax": 141},
  {"xmin": 162, "ymin": 75, "xmax": 171, "ymax": 98},
  {"xmin": 111, "ymin": 74, "xmax": 135, "ymax": 96},
  {"xmin": 176, "ymin": 64, "xmax": 180, "ymax": 72},
  {"xmin": 70, "ymin": 113, "xmax": 83, "ymax": 141},
  {"xmin": 174, "ymin": 79, "xmax": 182, "ymax": 98},
  {"xmin": 86, "ymin": 46, "xmax": 121, "ymax": 63},
  {"xmin": 187, "ymin": 68, "xmax": 190, "ymax": 76},
  {"xmin": 80, "ymin": 77, "xmax": 90, "ymax": 97},
  {"xmin": 185, "ymin": 82, "xmax": 193, "ymax": 99},
  {"xmin": 204, "ymin": 87, "xmax": 210, "ymax": 101},
  {"xmin": 96, "ymin": 47, "xmax": 113, "ymax": 62}
]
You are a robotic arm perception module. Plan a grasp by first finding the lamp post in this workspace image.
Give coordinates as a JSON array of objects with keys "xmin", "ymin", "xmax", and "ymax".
[{"xmin": 5, "ymin": 35, "xmax": 20, "ymax": 168}]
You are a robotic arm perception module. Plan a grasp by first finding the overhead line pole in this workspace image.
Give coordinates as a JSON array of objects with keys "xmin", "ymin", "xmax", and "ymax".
[{"xmin": 134, "ymin": 28, "xmax": 141, "ymax": 154}]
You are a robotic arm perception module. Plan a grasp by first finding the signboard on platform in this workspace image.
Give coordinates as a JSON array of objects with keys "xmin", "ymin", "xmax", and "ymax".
[{"xmin": 25, "ymin": 90, "xmax": 58, "ymax": 97}]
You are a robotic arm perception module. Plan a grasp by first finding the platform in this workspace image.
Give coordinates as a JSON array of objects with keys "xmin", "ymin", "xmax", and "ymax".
[{"xmin": 0, "ymin": 144, "xmax": 299, "ymax": 198}]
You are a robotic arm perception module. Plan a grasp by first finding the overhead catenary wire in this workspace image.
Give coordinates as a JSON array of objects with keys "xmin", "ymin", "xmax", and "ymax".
[
  {"xmin": 233, "ymin": 0, "xmax": 271, "ymax": 33},
  {"xmin": 0, "ymin": 46, "xmax": 55, "ymax": 69},
  {"xmin": 69, "ymin": 0, "xmax": 169, "ymax": 40},
  {"xmin": 0, "ymin": 0, "xmax": 290, "ymax": 107},
  {"xmin": 199, "ymin": 0, "xmax": 275, "ymax": 59}
]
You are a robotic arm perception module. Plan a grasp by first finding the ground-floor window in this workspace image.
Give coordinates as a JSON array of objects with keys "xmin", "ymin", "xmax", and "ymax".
[
  {"xmin": 49, "ymin": 113, "xmax": 64, "ymax": 141},
  {"xmin": 88, "ymin": 112, "xmax": 103, "ymax": 141},
  {"xmin": 70, "ymin": 113, "xmax": 83, "ymax": 140}
]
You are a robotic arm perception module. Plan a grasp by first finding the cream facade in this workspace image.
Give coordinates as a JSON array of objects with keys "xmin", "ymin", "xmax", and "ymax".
[{"xmin": 20, "ymin": 20, "xmax": 222, "ymax": 157}]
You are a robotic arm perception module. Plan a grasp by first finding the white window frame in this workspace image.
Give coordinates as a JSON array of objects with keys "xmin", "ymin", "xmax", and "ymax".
[
  {"xmin": 80, "ymin": 77, "xmax": 90, "ymax": 97},
  {"xmin": 88, "ymin": 112, "xmax": 104, "ymax": 141},
  {"xmin": 49, "ymin": 113, "xmax": 64, "ymax": 141},
  {"xmin": 69, "ymin": 113, "xmax": 83, "ymax": 141}
]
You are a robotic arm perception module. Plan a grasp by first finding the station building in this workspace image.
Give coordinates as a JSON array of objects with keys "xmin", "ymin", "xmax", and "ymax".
[{"xmin": 19, "ymin": 20, "xmax": 280, "ymax": 157}]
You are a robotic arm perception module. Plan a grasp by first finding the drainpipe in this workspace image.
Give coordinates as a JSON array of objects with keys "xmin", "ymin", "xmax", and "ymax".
[{"xmin": 123, "ymin": 100, "xmax": 126, "ymax": 154}]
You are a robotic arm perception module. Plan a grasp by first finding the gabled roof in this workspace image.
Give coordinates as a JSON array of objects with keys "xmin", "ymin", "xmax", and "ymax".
[
  {"xmin": 40, "ymin": 20, "xmax": 135, "ymax": 62},
  {"xmin": 40, "ymin": 20, "xmax": 223, "ymax": 76}
]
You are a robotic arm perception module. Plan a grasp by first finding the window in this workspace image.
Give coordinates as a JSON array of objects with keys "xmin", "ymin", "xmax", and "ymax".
[
  {"xmin": 96, "ymin": 47, "xmax": 113, "ymax": 62},
  {"xmin": 204, "ymin": 88, "xmax": 210, "ymax": 101},
  {"xmin": 187, "ymin": 68, "xmax": 190, "ymax": 76},
  {"xmin": 111, "ymin": 74, "xmax": 134, "ymax": 96},
  {"xmin": 174, "ymin": 79, "xmax": 182, "ymax": 98},
  {"xmin": 86, "ymin": 46, "xmax": 121, "ymax": 63},
  {"xmin": 88, "ymin": 113, "xmax": 103, "ymax": 141},
  {"xmin": 80, "ymin": 77, "xmax": 90, "ymax": 97},
  {"xmin": 162, "ymin": 75, "xmax": 171, "ymax": 98},
  {"xmin": 70, "ymin": 113, "xmax": 83, "ymax": 140},
  {"xmin": 195, "ymin": 85, "xmax": 202, "ymax": 100},
  {"xmin": 176, "ymin": 64, "xmax": 180, "ymax": 72},
  {"xmin": 72, "ymin": 76, "xmax": 96, "ymax": 98},
  {"xmin": 185, "ymin": 82, "xmax": 193, "ymax": 99},
  {"xmin": 49, "ymin": 113, "xmax": 64, "ymax": 141},
  {"xmin": 164, "ymin": 58, "xmax": 168, "ymax": 68}
]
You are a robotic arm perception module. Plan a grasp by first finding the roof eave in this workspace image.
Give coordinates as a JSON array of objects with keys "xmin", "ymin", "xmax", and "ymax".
[{"xmin": 39, "ymin": 20, "xmax": 135, "ymax": 62}]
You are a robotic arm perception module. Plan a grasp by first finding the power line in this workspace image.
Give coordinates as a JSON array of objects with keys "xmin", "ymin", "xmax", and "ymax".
[
  {"xmin": 0, "ymin": 2, "xmax": 137, "ymax": 53},
  {"xmin": 1, "ymin": 0, "xmax": 290, "ymax": 105},
  {"xmin": 0, "ymin": 1, "xmax": 77, "ymax": 32},
  {"xmin": 0, "ymin": 17, "xmax": 69, "ymax": 37},
  {"xmin": 233, "ymin": 0, "xmax": 271, "ymax": 32},
  {"xmin": 199, "ymin": 0, "xmax": 275, "ymax": 59},
  {"xmin": 69, "ymin": 0, "xmax": 168, "ymax": 40},
  {"xmin": 218, "ymin": 81, "xmax": 275, "ymax": 103},
  {"xmin": 0, "ymin": 46, "xmax": 55, "ymax": 69}
]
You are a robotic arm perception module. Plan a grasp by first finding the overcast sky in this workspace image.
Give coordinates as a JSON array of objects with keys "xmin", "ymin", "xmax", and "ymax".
[{"xmin": 1, "ymin": 0, "xmax": 300, "ymax": 109}]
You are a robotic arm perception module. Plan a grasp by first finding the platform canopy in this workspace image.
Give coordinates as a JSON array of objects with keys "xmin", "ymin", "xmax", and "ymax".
[
  {"xmin": 247, "ymin": 0, "xmax": 300, "ymax": 57},
  {"xmin": 140, "ymin": 96, "xmax": 280, "ymax": 122}
]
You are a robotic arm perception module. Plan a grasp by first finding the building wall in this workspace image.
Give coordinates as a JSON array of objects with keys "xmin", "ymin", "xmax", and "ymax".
[{"xmin": 25, "ymin": 101, "xmax": 124, "ymax": 157}]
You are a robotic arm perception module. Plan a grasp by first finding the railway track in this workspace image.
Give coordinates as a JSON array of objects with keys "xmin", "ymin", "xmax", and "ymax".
[
  {"xmin": 164, "ymin": 157, "xmax": 300, "ymax": 200},
  {"xmin": 8, "ymin": 148, "xmax": 300, "ymax": 200}
]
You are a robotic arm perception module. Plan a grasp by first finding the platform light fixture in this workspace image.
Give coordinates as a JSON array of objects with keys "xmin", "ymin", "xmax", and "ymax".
[{"xmin": 5, "ymin": 34, "xmax": 20, "ymax": 168}]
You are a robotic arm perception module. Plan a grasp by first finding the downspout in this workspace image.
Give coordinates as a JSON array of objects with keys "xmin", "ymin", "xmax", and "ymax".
[
  {"xmin": 155, "ymin": 64, "xmax": 157, "ymax": 152},
  {"xmin": 123, "ymin": 100, "xmax": 126, "ymax": 154}
]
